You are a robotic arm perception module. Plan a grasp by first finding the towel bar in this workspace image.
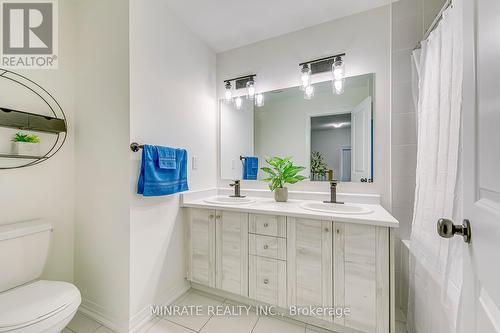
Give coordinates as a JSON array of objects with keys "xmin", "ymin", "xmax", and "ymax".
[{"xmin": 130, "ymin": 142, "xmax": 144, "ymax": 152}]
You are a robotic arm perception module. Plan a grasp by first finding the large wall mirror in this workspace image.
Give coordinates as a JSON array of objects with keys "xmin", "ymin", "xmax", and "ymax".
[{"xmin": 220, "ymin": 73, "xmax": 374, "ymax": 183}]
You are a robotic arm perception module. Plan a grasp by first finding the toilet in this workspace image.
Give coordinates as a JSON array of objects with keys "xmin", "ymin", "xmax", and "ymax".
[{"xmin": 0, "ymin": 221, "xmax": 81, "ymax": 333}]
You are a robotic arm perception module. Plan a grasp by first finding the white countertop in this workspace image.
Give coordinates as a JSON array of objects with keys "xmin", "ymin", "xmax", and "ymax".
[{"xmin": 181, "ymin": 190, "xmax": 399, "ymax": 228}]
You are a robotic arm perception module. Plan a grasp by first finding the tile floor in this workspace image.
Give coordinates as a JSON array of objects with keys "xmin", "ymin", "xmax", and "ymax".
[{"xmin": 66, "ymin": 290, "xmax": 410, "ymax": 333}]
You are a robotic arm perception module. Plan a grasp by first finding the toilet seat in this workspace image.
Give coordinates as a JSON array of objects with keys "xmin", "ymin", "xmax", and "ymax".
[{"xmin": 0, "ymin": 280, "xmax": 81, "ymax": 332}]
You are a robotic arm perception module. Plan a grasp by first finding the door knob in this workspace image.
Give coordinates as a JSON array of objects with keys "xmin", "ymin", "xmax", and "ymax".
[{"xmin": 437, "ymin": 218, "xmax": 471, "ymax": 243}]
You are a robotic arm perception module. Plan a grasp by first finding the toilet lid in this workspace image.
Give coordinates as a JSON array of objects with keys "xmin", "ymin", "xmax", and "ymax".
[{"xmin": 0, "ymin": 280, "xmax": 81, "ymax": 330}]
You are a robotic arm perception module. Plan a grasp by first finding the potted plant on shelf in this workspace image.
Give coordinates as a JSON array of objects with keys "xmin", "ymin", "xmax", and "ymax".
[
  {"xmin": 261, "ymin": 156, "xmax": 307, "ymax": 202},
  {"xmin": 11, "ymin": 132, "xmax": 40, "ymax": 156}
]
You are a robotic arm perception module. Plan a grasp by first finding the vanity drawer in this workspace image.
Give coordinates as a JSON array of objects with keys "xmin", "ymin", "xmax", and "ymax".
[
  {"xmin": 249, "ymin": 214, "xmax": 286, "ymax": 238},
  {"xmin": 249, "ymin": 234, "xmax": 286, "ymax": 260},
  {"xmin": 249, "ymin": 255, "xmax": 286, "ymax": 307}
]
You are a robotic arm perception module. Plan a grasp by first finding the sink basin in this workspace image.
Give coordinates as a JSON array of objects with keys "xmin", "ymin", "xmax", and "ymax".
[
  {"xmin": 300, "ymin": 201, "xmax": 373, "ymax": 215},
  {"xmin": 204, "ymin": 196, "xmax": 255, "ymax": 205}
]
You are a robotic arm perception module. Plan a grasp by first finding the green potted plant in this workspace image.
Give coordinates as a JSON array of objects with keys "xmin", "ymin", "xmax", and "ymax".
[
  {"xmin": 11, "ymin": 132, "xmax": 40, "ymax": 156},
  {"xmin": 310, "ymin": 151, "xmax": 328, "ymax": 181},
  {"xmin": 261, "ymin": 156, "xmax": 307, "ymax": 202}
]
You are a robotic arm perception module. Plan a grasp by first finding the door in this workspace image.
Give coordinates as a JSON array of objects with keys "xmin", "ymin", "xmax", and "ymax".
[
  {"xmin": 187, "ymin": 209, "xmax": 216, "ymax": 287},
  {"xmin": 351, "ymin": 96, "xmax": 372, "ymax": 182},
  {"xmin": 460, "ymin": 0, "xmax": 500, "ymax": 331},
  {"xmin": 287, "ymin": 218, "xmax": 333, "ymax": 321},
  {"xmin": 215, "ymin": 210, "xmax": 249, "ymax": 296}
]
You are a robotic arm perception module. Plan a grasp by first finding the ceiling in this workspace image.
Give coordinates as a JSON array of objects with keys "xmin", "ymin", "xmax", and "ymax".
[{"xmin": 163, "ymin": 0, "xmax": 390, "ymax": 53}]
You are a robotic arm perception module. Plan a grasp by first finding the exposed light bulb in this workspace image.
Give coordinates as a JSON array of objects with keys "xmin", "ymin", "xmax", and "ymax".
[
  {"xmin": 300, "ymin": 64, "xmax": 311, "ymax": 91},
  {"xmin": 224, "ymin": 81, "xmax": 232, "ymax": 102},
  {"xmin": 255, "ymin": 93, "xmax": 264, "ymax": 107},
  {"xmin": 333, "ymin": 79, "xmax": 344, "ymax": 95},
  {"xmin": 246, "ymin": 80, "xmax": 256, "ymax": 99},
  {"xmin": 234, "ymin": 96, "xmax": 243, "ymax": 110},
  {"xmin": 304, "ymin": 85, "xmax": 314, "ymax": 100},
  {"xmin": 332, "ymin": 56, "xmax": 345, "ymax": 81}
]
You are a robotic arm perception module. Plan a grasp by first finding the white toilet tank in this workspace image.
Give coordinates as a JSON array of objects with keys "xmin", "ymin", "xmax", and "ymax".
[{"xmin": 0, "ymin": 220, "xmax": 52, "ymax": 293}]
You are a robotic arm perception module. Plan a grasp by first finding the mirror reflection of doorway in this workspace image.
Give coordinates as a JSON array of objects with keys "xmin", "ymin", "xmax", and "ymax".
[
  {"xmin": 309, "ymin": 96, "xmax": 372, "ymax": 182},
  {"xmin": 310, "ymin": 113, "xmax": 351, "ymax": 181},
  {"xmin": 340, "ymin": 146, "xmax": 351, "ymax": 181}
]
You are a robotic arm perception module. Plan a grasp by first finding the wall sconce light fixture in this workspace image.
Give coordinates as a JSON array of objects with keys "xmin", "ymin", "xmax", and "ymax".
[{"xmin": 298, "ymin": 53, "xmax": 346, "ymax": 99}]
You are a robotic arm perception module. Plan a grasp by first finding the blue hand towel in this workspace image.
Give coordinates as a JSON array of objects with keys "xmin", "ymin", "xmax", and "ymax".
[
  {"xmin": 137, "ymin": 145, "xmax": 189, "ymax": 196},
  {"xmin": 243, "ymin": 157, "xmax": 258, "ymax": 180},
  {"xmin": 157, "ymin": 146, "xmax": 177, "ymax": 169}
]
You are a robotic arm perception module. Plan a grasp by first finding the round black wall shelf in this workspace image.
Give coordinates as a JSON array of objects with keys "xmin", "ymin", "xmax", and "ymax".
[{"xmin": 0, "ymin": 68, "xmax": 67, "ymax": 169}]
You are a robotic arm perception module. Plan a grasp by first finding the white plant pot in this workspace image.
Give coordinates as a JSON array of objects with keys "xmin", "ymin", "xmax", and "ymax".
[
  {"xmin": 274, "ymin": 187, "xmax": 289, "ymax": 202},
  {"xmin": 12, "ymin": 142, "xmax": 40, "ymax": 156}
]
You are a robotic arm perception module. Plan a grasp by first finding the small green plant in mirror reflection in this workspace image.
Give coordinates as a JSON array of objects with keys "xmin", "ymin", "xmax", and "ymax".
[
  {"xmin": 12, "ymin": 132, "xmax": 40, "ymax": 143},
  {"xmin": 310, "ymin": 151, "xmax": 328, "ymax": 176},
  {"xmin": 261, "ymin": 156, "xmax": 307, "ymax": 191}
]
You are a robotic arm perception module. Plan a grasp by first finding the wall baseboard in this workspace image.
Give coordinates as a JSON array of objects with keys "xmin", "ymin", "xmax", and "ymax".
[
  {"xmin": 129, "ymin": 283, "xmax": 191, "ymax": 333},
  {"xmin": 78, "ymin": 283, "xmax": 191, "ymax": 333},
  {"xmin": 79, "ymin": 298, "xmax": 128, "ymax": 333}
]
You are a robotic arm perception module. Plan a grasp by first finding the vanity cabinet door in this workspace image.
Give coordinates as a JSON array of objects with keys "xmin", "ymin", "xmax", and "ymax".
[
  {"xmin": 187, "ymin": 209, "xmax": 216, "ymax": 288},
  {"xmin": 287, "ymin": 217, "xmax": 333, "ymax": 322},
  {"xmin": 215, "ymin": 210, "xmax": 249, "ymax": 296},
  {"xmin": 333, "ymin": 223, "xmax": 389, "ymax": 333}
]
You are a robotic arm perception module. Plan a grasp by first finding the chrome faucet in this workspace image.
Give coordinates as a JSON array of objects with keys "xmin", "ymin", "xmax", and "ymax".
[
  {"xmin": 229, "ymin": 180, "xmax": 245, "ymax": 198},
  {"xmin": 324, "ymin": 180, "xmax": 343, "ymax": 204}
]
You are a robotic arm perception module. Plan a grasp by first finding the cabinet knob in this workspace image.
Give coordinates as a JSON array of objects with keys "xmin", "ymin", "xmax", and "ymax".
[
  {"xmin": 324, "ymin": 228, "xmax": 329, "ymax": 233},
  {"xmin": 263, "ymin": 244, "xmax": 269, "ymax": 250},
  {"xmin": 263, "ymin": 278, "xmax": 269, "ymax": 284},
  {"xmin": 216, "ymin": 215, "xmax": 221, "ymax": 220},
  {"xmin": 263, "ymin": 223, "xmax": 269, "ymax": 228},
  {"xmin": 209, "ymin": 214, "xmax": 214, "ymax": 219}
]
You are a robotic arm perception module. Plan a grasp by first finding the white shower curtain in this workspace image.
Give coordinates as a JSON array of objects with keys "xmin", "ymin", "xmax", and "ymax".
[{"xmin": 407, "ymin": 5, "xmax": 463, "ymax": 333}]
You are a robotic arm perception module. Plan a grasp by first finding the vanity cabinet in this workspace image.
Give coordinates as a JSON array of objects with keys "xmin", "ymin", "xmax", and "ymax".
[
  {"xmin": 249, "ymin": 255, "xmax": 287, "ymax": 307},
  {"xmin": 248, "ymin": 213, "xmax": 287, "ymax": 307},
  {"xmin": 186, "ymin": 208, "xmax": 391, "ymax": 333},
  {"xmin": 287, "ymin": 218, "xmax": 333, "ymax": 322},
  {"xmin": 333, "ymin": 223, "xmax": 389, "ymax": 333},
  {"xmin": 215, "ymin": 210, "xmax": 248, "ymax": 296},
  {"xmin": 186, "ymin": 208, "xmax": 216, "ymax": 287},
  {"xmin": 249, "ymin": 213, "xmax": 286, "ymax": 237},
  {"xmin": 186, "ymin": 209, "xmax": 248, "ymax": 295}
]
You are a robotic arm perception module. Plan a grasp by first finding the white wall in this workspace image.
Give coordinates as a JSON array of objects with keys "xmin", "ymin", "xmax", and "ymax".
[
  {"xmin": 129, "ymin": 0, "xmax": 217, "ymax": 325},
  {"xmin": 0, "ymin": 0, "xmax": 76, "ymax": 283},
  {"xmin": 73, "ymin": 0, "xmax": 131, "ymax": 331},
  {"xmin": 216, "ymin": 5, "xmax": 392, "ymax": 208}
]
